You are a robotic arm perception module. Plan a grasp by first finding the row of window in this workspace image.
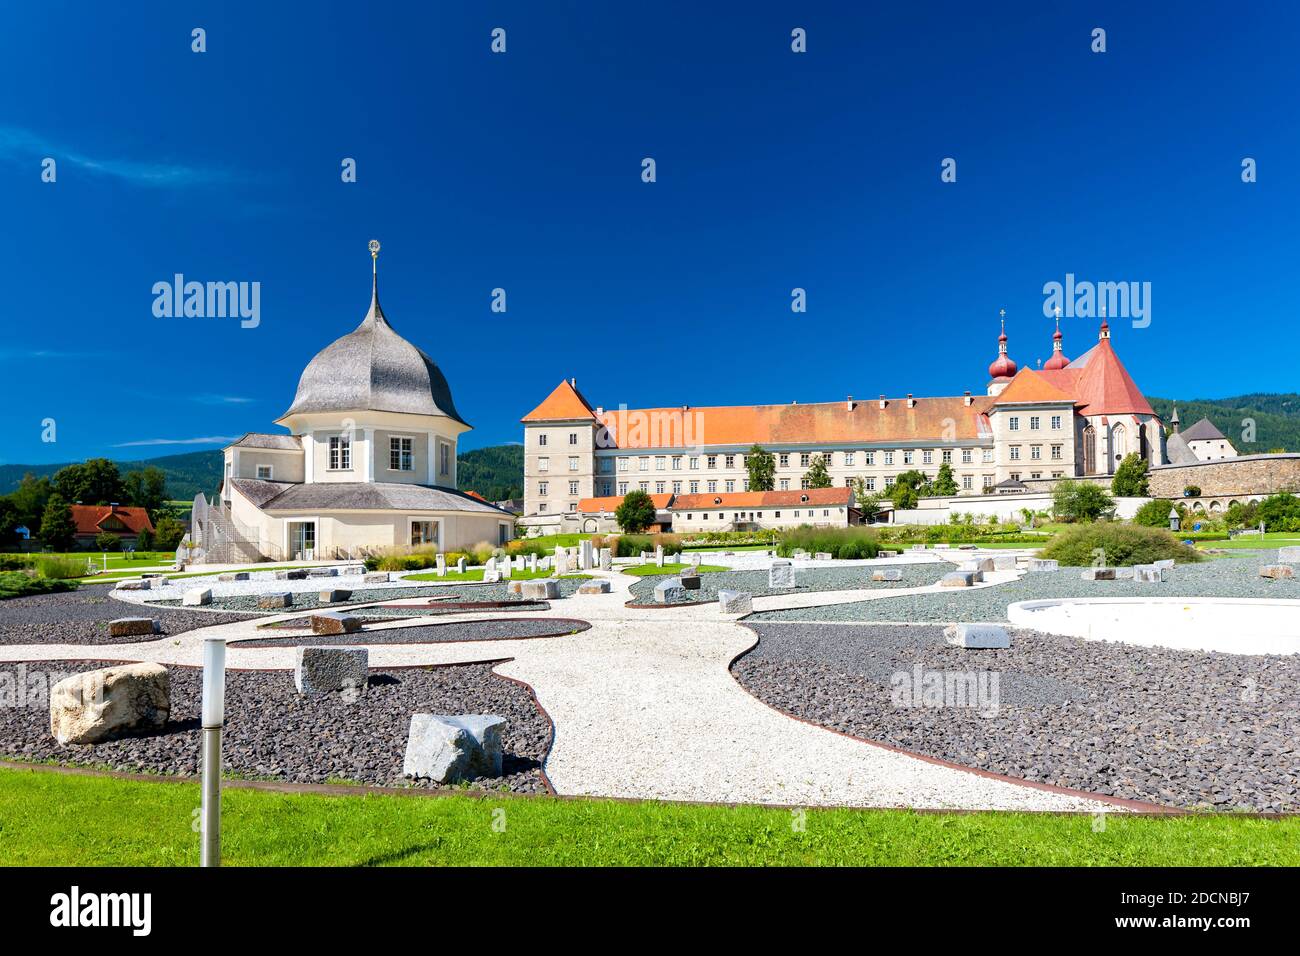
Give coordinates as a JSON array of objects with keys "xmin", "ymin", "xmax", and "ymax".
[
  {"xmin": 684, "ymin": 509, "xmax": 834, "ymax": 521},
  {"xmin": 586, "ymin": 447, "xmax": 998, "ymax": 473},
  {"xmin": 315, "ymin": 435, "xmax": 452, "ymax": 476},
  {"xmin": 536, "ymin": 432, "xmax": 581, "ymax": 446},
  {"xmin": 1007, "ymin": 444, "xmax": 1064, "ymax": 462},
  {"xmin": 1006, "ymin": 414, "xmax": 1064, "ymax": 432}
]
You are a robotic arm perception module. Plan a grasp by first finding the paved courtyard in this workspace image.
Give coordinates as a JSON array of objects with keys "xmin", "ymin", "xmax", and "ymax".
[{"xmin": 2, "ymin": 548, "xmax": 1297, "ymax": 811}]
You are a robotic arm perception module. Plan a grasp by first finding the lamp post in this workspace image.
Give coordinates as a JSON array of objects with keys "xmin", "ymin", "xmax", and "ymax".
[
  {"xmin": 1169, "ymin": 508, "xmax": 1180, "ymax": 533},
  {"xmin": 200, "ymin": 637, "xmax": 227, "ymax": 867}
]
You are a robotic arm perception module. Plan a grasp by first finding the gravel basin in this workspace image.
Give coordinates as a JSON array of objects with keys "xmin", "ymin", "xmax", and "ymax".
[
  {"xmin": 238, "ymin": 618, "xmax": 591, "ymax": 647},
  {"xmin": 733, "ymin": 622, "xmax": 1300, "ymax": 811},
  {"xmin": 749, "ymin": 556, "xmax": 1300, "ymax": 623},
  {"xmin": 628, "ymin": 564, "xmax": 944, "ymax": 606},
  {"xmin": 0, "ymin": 585, "xmax": 256, "ymax": 646},
  {"xmin": 146, "ymin": 578, "xmax": 589, "ymax": 615},
  {"xmin": 0, "ymin": 660, "xmax": 552, "ymax": 794}
]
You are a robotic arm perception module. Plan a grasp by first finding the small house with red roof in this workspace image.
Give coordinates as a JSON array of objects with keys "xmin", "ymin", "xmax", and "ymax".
[{"xmin": 69, "ymin": 504, "xmax": 155, "ymax": 548}]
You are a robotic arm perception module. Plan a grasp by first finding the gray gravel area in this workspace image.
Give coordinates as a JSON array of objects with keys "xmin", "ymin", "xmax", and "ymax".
[
  {"xmin": 734, "ymin": 622, "xmax": 1300, "ymax": 811},
  {"xmin": 0, "ymin": 660, "xmax": 551, "ymax": 794},
  {"xmin": 749, "ymin": 555, "xmax": 1298, "ymax": 623},
  {"xmin": 239, "ymin": 618, "xmax": 590, "ymax": 647},
  {"xmin": 146, "ymin": 578, "xmax": 589, "ymax": 614},
  {"xmin": 0, "ymin": 585, "xmax": 256, "ymax": 646},
  {"xmin": 628, "ymin": 564, "xmax": 943, "ymax": 606}
]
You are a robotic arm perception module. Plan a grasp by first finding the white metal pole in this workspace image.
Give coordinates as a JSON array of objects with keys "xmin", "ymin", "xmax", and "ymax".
[{"xmin": 200, "ymin": 637, "xmax": 227, "ymax": 867}]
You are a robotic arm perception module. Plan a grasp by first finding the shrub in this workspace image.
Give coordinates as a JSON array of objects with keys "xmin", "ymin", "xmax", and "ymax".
[
  {"xmin": 1052, "ymin": 479, "xmax": 1114, "ymax": 522},
  {"xmin": 1257, "ymin": 493, "xmax": 1300, "ymax": 533},
  {"xmin": 0, "ymin": 570, "xmax": 76, "ymax": 600},
  {"xmin": 36, "ymin": 555, "xmax": 90, "ymax": 580},
  {"xmin": 0, "ymin": 555, "xmax": 35, "ymax": 572},
  {"xmin": 1038, "ymin": 523, "xmax": 1200, "ymax": 567},
  {"xmin": 135, "ymin": 528, "xmax": 155, "ymax": 551},
  {"xmin": 611, "ymin": 533, "xmax": 682, "ymax": 558},
  {"xmin": 95, "ymin": 532, "xmax": 123, "ymax": 552},
  {"xmin": 1132, "ymin": 499, "xmax": 1176, "ymax": 528},
  {"xmin": 776, "ymin": 526, "xmax": 880, "ymax": 560},
  {"xmin": 1183, "ymin": 485, "xmax": 1202, "ymax": 498}
]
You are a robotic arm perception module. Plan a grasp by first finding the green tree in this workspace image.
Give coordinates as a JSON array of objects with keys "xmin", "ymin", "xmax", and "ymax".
[
  {"xmin": 153, "ymin": 515, "xmax": 188, "ymax": 552},
  {"xmin": 1110, "ymin": 453, "xmax": 1150, "ymax": 497},
  {"xmin": 745, "ymin": 445, "xmax": 776, "ymax": 492},
  {"xmin": 1052, "ymin": 479, "xmax": 1115, "ymax": 522},
  {"xmin": 614, "ymin": 490, "xmax": 657, "ymax": 533},
  {"xmin": 889, "ymin": 470, "xmax": 928, "ymax": 510},
  {"xmin": 1133, "ymin": 498, "xmax": 1176, "ymax": 528},
  {"xmin": 931, "ymin": 462, "xmax": 958, "ymax": 497},
  {"xmin": 0, "ymin": 498, "xmax": 18, "ymax": 545},
  {"xmin": 124, "ymin": 466, "xmax": 168, "ymax": 516},
  {"xmin": 850, "ymin": 478, "xmax": 884, "ymax": 523},
  {"xmin": 135, "ymin": 527, "xmax": 155, "ymax": 551},
  {"xmin": 95, "ymin": 531, "xmax": 123, "ymax": 552},
  {"xmin": 39, "ymin": 493, "xmax": 77, "ymax": 550},
  {"xmin": 802, "ymin": 455, "xmax": 832, "ymax": 489},
  {"xmin": 9, "ymin": 473, "xmax": 53, "ymax": 534},
  {"xmin": 53, "ymin": 457, "xmax": 125, "ymax": 505}
]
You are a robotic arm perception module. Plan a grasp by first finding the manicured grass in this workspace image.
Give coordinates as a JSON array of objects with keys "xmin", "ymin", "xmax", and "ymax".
[
  {"xmin": 1206, "ymin": 532, "xmax": 1300, "ymax": 551},
  {"xmin": 515, "ymin": 534, "xmax": 595, "ymax": 549},
  {"xmin": 404, "ymin": 568, "xmax": 592, "ymax": 583},
  {"xmin": 73, "ymin": 564, "xmax": 312, "ymax": 584},
  {"xmin": 621, "ymin": 563, "xmax": 728, "ymax": 577},
  {"xmin": 3, "ymin": 551, "xmax": 175, "ymax": 572},
  {"xmin": 0, "ymin": 768, "xmax": 1296, "ymax": 866}
]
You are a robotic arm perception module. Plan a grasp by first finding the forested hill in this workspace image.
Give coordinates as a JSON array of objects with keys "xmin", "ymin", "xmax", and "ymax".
[{"xmin": 1147, "ymin": 394, "xmax": 1300, "ymax": 453}]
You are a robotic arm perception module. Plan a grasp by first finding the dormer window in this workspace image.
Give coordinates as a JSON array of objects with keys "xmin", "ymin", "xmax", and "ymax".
[{"xmin": 329, "ymin": 435, "xmax": 352, "ymax": 470}]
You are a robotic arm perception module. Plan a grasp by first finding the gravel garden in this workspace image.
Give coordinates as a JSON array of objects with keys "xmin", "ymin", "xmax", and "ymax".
[
  {"xmin": 237, "ymin": 617, "xmax": 591, "ymax": 647},
  {"xmin": 627, "ymin": 563, "xmax": 946, "ymax": 606},
  {"xmin": 0, "ymin": 659, "xmax": 552, "ymax": 794},
  {"xmin": 0, "ymin": 584, "xmax": 256, "ymax": 646},
  {"xmin": 733, "ymin": 622, "xmax": 1300, "ymax": 812},
  {"xmin": 143, "ymin": 577, "xmax": 590, "ymax": 614},
  {"xmin": 748, "ymin": 554, "xmax": 1300, "ymax": 623}
]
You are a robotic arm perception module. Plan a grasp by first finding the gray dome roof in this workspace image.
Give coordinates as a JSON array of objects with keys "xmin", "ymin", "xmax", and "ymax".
[{"xmin": 280, "ymin": 279, "xmax": 467, "ymax": 425}]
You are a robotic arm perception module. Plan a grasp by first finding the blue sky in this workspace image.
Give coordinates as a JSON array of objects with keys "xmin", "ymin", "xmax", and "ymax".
[{"xmin": 2, "ymin": 1, "xmax": 1296, "ymax": 465}]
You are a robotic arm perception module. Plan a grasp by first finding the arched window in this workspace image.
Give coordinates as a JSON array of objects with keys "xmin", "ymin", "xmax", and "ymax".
[
  {"xmin": 1111, "ymin": 423, "xmax": 1127, "ymax": 467},
  {"xmin": 1082, "ymin": 424, "xmax": 1096, "ymax": 474}
]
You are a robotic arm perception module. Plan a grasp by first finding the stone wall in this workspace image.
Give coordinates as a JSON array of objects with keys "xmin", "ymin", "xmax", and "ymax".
[{"xmin": 1146, "ymin": 454, "xmax": 1300, "ymax": 498}]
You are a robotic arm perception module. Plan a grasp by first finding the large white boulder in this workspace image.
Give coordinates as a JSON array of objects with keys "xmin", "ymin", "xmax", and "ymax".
[
  {"xmin": 403, "ymin": 714, "xmax": 507, "ymax": 783},
  {"xmin": 49, "ymin": 663, "xmax": 170, "ymax": 745}
]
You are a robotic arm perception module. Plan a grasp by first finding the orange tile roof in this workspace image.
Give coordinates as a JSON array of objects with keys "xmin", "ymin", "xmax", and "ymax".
[
  {"xmin": 593, "ymin": 396, "xmax": 993, "ymax": 449},
  {"xmin": 577, "ymin": 493, "xmax": 675, "ymax": 513},
  {"xmin": 521, "ymin": 379, "xmax": 596, "ymax": 422},
  {"xmin": 70, "ymin": 505, "xmax": 155, "ymax": 536},
  {"xmin": 671, "ymin": 487, "xmax": 853, "ymax": 510},
  {"xmin": 991, "ymin": 369, "xmax": 1079, "ymax": 406}
]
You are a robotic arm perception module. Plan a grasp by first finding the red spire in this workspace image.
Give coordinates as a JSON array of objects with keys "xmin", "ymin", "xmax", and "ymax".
[
  {"xmin": 1044, "ymin": 307, "xmax": 1071, "ymax": 370},
  {"xmin": 987, "ymin": 310, "xmax": 1018, "ymax": 379}
]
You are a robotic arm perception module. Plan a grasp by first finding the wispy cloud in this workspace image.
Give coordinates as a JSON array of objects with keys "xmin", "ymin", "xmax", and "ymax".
[
  {"xmin": 0, "ymin": 125, "xmax": 242, "ymax": 187},
  {"xmin": 0, "ymin": 347, "xmax": 108, "ymax": 361},
  {"xmin": 192, "ymin": 394, "xmax": 256, "ymax": 405},
  {"xmin": 114, "ymin": 436, "xmax": 241, "ymax": 448}
]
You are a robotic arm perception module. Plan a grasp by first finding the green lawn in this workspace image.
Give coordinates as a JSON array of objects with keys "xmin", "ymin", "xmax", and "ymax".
[
  {"xmin": 4, "ymin": 551, "xmax": 174, "ymax": 573},
  {"xmin": 0, "ymin": 768, "xmax": 1295, "ymax": 866},
  {"xmin": 1204, "ymin": 531, "xmax": 1300, "ymax": 551},
  {"xmin": 621, "ymin": 563, "xmax": 728, "ymax": 577},
  {"xmin": 404, "ymin": 568, "xmax": 591, "ymax": 582}
]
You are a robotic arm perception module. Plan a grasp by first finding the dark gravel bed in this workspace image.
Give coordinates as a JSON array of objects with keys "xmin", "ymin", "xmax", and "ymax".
[
  {"xmin": 748, "ymin": 555, "xmax": 1299, "ymax": 623},
  {"xmin": 0, "ymin": 660, "xmax": 551, "ymax": 794},
  {"xmin": 237, "ymin": 617, "xmax": 590, "ymax": 647},
  {"xmin": 734, "ymin": 622, "xmax": 1300, "ymax": 811},
  {"xmin": 0, "ymin": 585, "xmax": 256, "ymax": 646},
  {"xmin": 148, "ymin": 578, "xmax": 588, "ymax": 615},
  {"xmin": 628, "ymin": 563, "xmax": 943, "ymax": 606}
]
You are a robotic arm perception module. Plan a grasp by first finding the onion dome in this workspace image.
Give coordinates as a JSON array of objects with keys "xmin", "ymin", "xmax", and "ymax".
[
  {"xmin": 987, "ymin": 312, "xmax": 1018, "ymax": 379},
  {"xmin": 1043, "ymin": 309, "xmax": 1070, "ymax": 370},
  {"xmin": 279, "ymin": 242, "xmax": 466, "ymax": 424}
]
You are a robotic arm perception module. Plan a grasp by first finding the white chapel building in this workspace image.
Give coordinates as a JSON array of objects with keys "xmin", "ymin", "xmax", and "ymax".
[{"xmin": 193, "ymin": 243, "xmax": 514, "ymax": 562}]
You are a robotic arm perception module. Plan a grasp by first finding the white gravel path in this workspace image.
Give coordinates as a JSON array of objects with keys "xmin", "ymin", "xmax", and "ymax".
[{"xmin": 1, "ymin": 554, "xmax": 1121, "ymax": 811}]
